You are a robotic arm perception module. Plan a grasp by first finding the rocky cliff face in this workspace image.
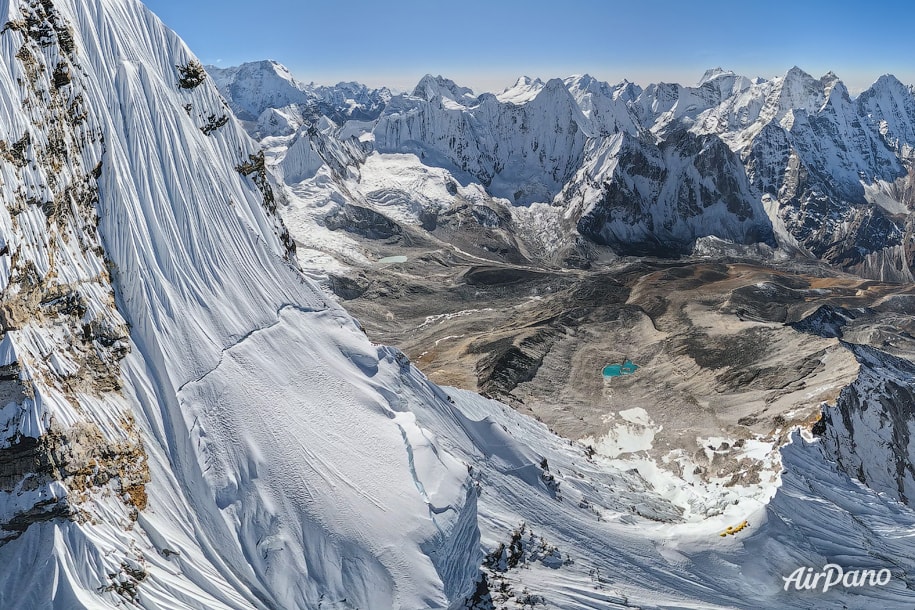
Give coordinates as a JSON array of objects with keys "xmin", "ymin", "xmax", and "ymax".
[
  {"xmin": 375, "ymin": 77, "xmax": 592, "ymax": 205},
  {"xmin": 570, "ymin": 129, "xmax": 776, "ymax": 255},
  {"xmin": 693, "ymin": 67, "xmax": 915, "ymax": 279},
  {"xmin": 0, "ymin": 0, "xmax": 142, "ymax": 543},
  {"xmin": 820, "ymin": 344, "xmax": 915, "ymax": 505}
]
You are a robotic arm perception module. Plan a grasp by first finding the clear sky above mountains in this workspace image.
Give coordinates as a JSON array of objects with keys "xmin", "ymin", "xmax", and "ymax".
[{"xmin": 143, "ymin": 0, "xmax": 915, "ymax": 93}]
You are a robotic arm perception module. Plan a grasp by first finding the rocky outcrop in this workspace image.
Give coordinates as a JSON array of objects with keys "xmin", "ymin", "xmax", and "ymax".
[
  {"xmin": 0, "ymin": 0, "xmax": 146, "ymax": 545},
  {"xmin": 0, "ymin": 420, "xmax": 149, "ymax": 543},
  {"xmin": 820, "ymin": 344, "xmax": 915, "ymax": 505}
]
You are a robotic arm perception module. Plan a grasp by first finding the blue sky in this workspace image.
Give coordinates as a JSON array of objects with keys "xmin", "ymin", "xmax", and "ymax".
[{"xmin": 143, "ymin": 0, "xmax": 915, "ymax": 94}]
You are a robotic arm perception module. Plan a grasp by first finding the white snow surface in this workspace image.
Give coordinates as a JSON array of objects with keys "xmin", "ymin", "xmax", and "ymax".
[
  {"xmin": 1, "ymin": 4, "xmax": 915, "ymax": 610},
  {"xmin": 0, "ymin": 1, "xmax": 476, "ymax": 608}
]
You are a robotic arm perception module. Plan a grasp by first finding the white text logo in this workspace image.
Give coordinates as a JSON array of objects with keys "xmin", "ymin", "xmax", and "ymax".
[{"xmin": 783, "ymin": 564, "xmax": 892, "ymax": 593}]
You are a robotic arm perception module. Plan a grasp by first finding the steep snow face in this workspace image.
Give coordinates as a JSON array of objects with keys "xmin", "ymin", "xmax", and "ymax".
[
  {"xmin": 412, "ymin": 74, "xmax": 477, "ymax": 106},
  {"xmin": 376, "ymin": 78, "xmax": 592, "ymax": 205},
  {"xmin": 858, "ymin": 74, "xmax": 915, "ymax": 158},
  {"xmin": 278, "ymin": 116, "xmax": 368, "ymax": 184},
  {"xmin": 0, "ymin": 1, "xmax": 480, "ymax": 608},
  {"xmin": 630, "ymin": 73, "xmax": 751, "ymax": 135},
  {"xmin": 0, "ymin": 0, "xmax": 140, "ymax": 549},
  {"xmin": 563, "ymin": 74, "xmax": 641, "ymax": 136},
  {"xmin": 207, "ymin": 60, "xmax": 314, "ymax": 121},
  {"xmin": 495, "ymin": 75, "xmax": 544, "ymax": 105}
]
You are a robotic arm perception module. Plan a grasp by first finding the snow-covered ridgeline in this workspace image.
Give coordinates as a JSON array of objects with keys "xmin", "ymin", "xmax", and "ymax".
[
  {"xmin": 224, "ymin": 62, "xmax": 915, "ymax": 276},
  {"xmin": 821, "ymin": 344, "xmax": 915, "ymax": 504}
]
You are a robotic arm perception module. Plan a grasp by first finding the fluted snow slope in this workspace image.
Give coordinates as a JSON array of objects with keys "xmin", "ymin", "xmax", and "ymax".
[{"xmin": 0, "ymin": 1, "xmax": 477, "ymax": 607}]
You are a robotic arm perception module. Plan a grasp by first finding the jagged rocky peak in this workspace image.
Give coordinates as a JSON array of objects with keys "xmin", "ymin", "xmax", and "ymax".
[
  {"xmin": 572, "ymin": 129, "xmax": 776, "ymax": 255},
  {"xmin": 857, "ymin": 73, "xmax": 915, "ymax": 154},
  {"xmin": 818, "ymin": 71, "xmax": 853, "ymax": 108},
  {"xmin": 315, "ymin": 80, "xmax": 391, "ymax": 105},
  {"xmin": 821, "ymin": 344, "xmax": 915, "ymax": 505},
  {"xmin": 563, "ymin": 73, "xmax": 611, "ymax": 99},
  {"xmin": 612, "ymin": 78, "xmax": 643, "ymax": 102},
  {"xmin": 774, "ymin": 65, "xmax": 826, "ymax": 113},
  {"xmin": 563, "ymin": 74, "xmax": 640, "ymax": 136},
  {"xmin": 696, "ymin": 67, "xmax": 753, "ymax": 101},
  {"xmin": 510, "ymin": 75, "xmax": 544, "ymax": 88}
]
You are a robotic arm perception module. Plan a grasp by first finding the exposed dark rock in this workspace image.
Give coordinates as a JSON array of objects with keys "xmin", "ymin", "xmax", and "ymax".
[
  {"xmin": 821, "ymin": 344, "xmax": 915, "ymax": 505},
  {"xmin": 324, "ymin": 203, "xmax": 403, "ymax": 240},
  {"xmin": 176, "ymin": 60, "xmax": 207, "ymax": 89},
  {"xmin": 201, "ymin": 113, "xmax": 229, "ymax": 135},
  {"xmin": 462, "ymin": 266, "xmax": 554, "ymax": 287},
  {"xmin": 791, "ymin": 305, "xmax": 866, "ymax": 338},
  {"xmin": 475, "ymin": 328, "xmax": 558, "ymax": 399},
  {"xmin": 575, "ymin": 131, "xmax": 776, "ymax": 256},
  {"xmin": 328, "ymin": 273, "xmax": 369, "ymax": 300},
  {"xmin": 1, "ymin": 421, "xmax": 150, "ymax": 543}
]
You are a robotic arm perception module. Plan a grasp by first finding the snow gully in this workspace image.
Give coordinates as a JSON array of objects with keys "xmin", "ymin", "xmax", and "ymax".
[{"xmin": 782, "ymin": 564, "xmax": 892, "ymax": 593}]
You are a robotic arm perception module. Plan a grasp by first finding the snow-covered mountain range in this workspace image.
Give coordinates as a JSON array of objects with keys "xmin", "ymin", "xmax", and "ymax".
[
  {"xmin": 220, "ymin": 61, "xmax": 915, "ymax": 280},
  {"xmin": 1, "ymin": 1, "xmax": 915, "ymax": 608},
  {"xmin": 208, "ymin": 61, "xmax": 391, "ymax": 131}
]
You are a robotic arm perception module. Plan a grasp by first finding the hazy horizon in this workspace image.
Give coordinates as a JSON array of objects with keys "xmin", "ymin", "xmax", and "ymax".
[
  {"xmin": 210, "ymin": 64, "xmax": 908, "ymax": 97},
  {"xmin": 144, "ymin": 0, "xmax": 915, "ymax": 96}
]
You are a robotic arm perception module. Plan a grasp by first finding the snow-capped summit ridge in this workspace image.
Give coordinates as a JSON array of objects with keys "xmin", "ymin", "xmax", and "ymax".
[
  {"xmin": 208, "ymin": 60, "xmax": 391, "ymax": 127},
  {"xmin": 496, "ymin": 75, "xmax": 545, "ymax": 104},
  {"xmin": 412, "ymin": 73, "xmax": 477, "ymax": 105},
  {"xmin": 698, "ymin": 66, "xmax": 736, "ymax": 85}
]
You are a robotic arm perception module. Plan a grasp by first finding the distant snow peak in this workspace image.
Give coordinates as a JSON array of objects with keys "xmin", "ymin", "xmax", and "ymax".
[
  {"xmin": 412, "ymin": 74, "xmax": 477, "ymax": 104},
  {"xmin": 496, "ymin": 75, "xmax": 545, "ymax": 104},
  {"xmin": 698, "ymin": 66, "xmax": 736, "ymax": 85},
  {"xmin": 214, "ymin": 61, "xmax": 915, "ymax": 279}
]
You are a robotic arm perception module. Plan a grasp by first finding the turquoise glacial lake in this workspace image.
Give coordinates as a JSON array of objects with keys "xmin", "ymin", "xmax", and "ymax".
[{"xmin": 602, "ymin": 360, "xmax": 639, "ymax": 377}]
